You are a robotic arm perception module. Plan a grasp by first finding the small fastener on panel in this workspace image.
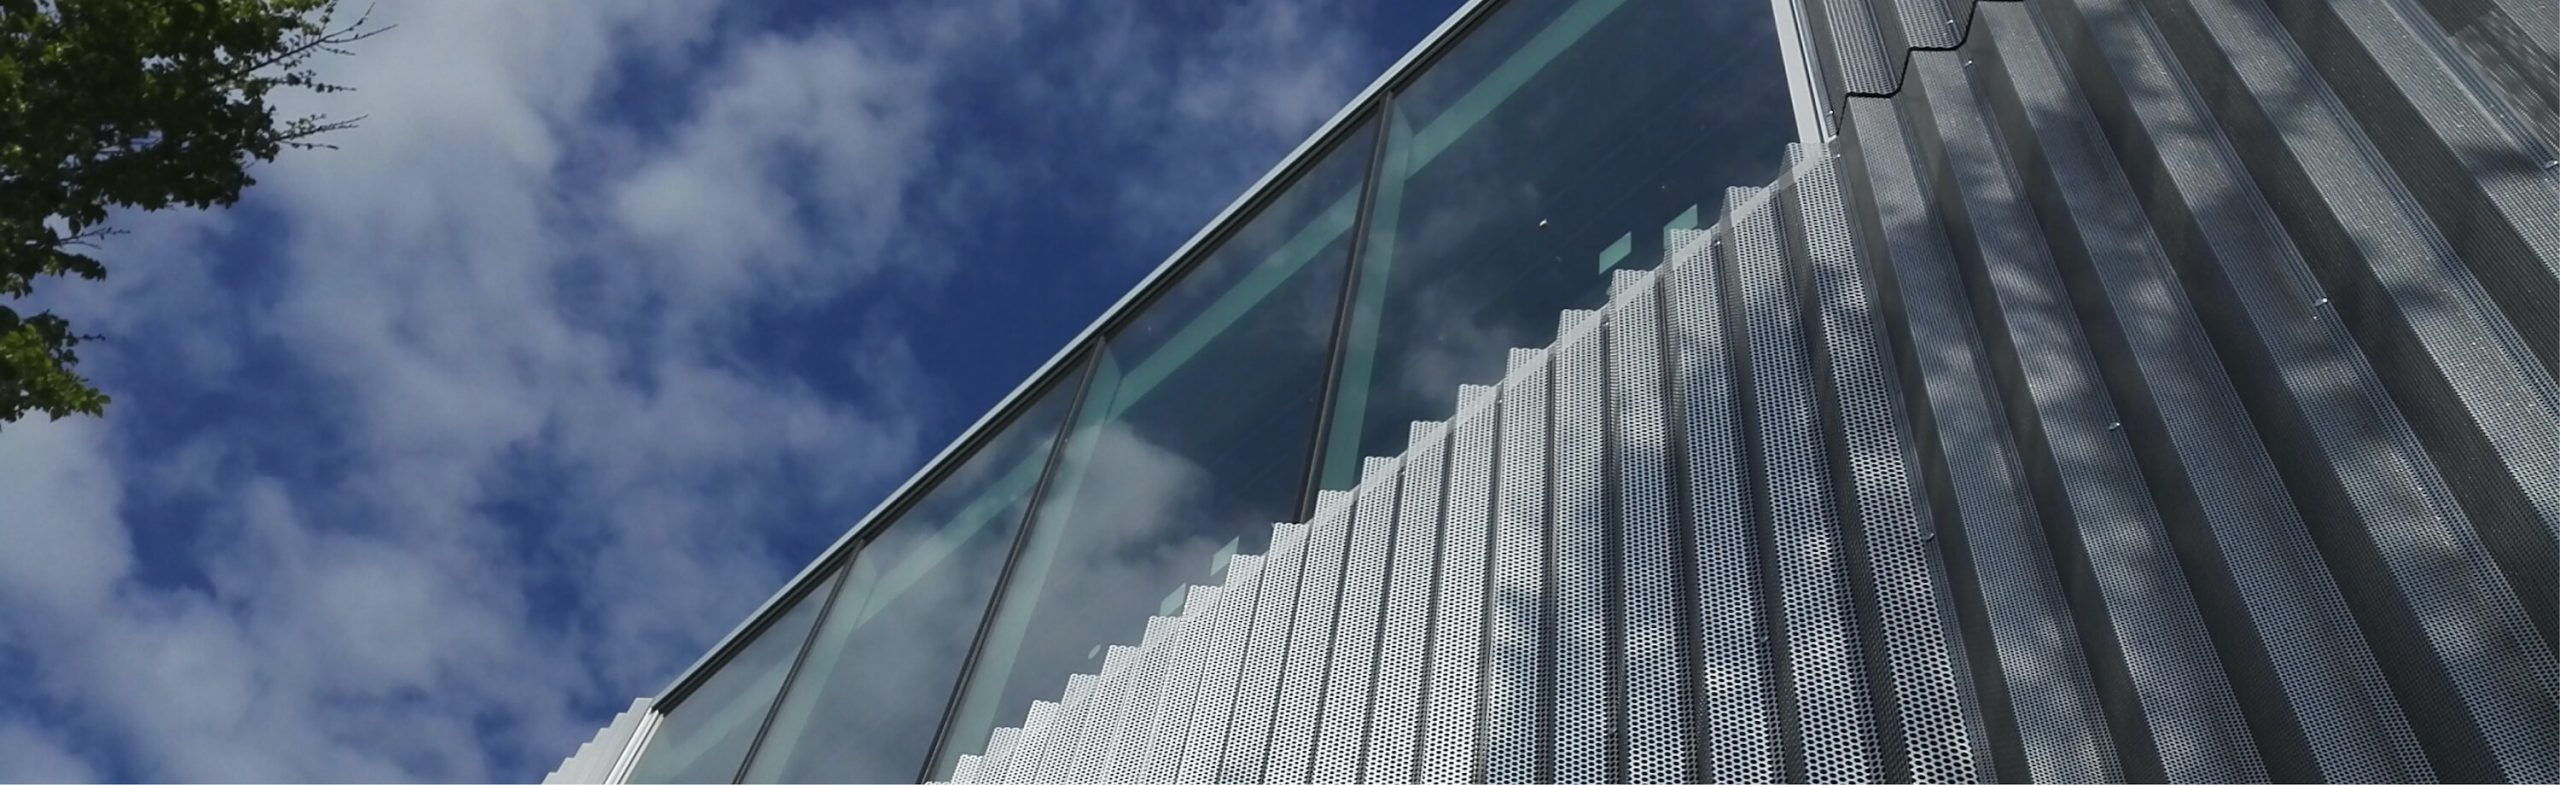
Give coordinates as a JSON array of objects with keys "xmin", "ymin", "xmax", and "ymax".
[
  {"xmin": 2314, "ymin": 296, "xmax": 2330, "ymax": 307},
  {"xmin": 2107, "ymin": 421, "xmax": 2123, "ymax": 431}
]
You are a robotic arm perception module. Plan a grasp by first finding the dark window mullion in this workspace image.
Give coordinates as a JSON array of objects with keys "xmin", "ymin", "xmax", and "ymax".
[
  {"xmin": 914, "ymin": 348, "xmax": 1105, "ymax": 783},
  {"xmin": 1296, "ymin": 91, "xmax": 1402, "ymax": 522}
]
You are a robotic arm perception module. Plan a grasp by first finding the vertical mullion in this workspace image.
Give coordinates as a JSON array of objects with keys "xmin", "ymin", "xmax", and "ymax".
[
  {"xmin": 732, "ymin": 566, "xmax": 853, "ymax": 784},
  {"xmin": 1296, "ymin": 95, "xmax": 1400, "ymax": 518},
  {"xmin": 914, "ymin": 349, "xmax": 1106, "ymax": 783}
]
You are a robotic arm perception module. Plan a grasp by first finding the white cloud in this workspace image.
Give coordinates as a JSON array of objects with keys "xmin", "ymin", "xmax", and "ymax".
[
  {"xmin": 0, "ymin": 0, "xmax": 1379, "ymax": 781},
  {"xmin": 0, "ymin": 719, "xmax": 102, "ymax": 784}
]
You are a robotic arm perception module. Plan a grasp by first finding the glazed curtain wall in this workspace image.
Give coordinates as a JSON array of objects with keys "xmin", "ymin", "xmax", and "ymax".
[{"xmin": 622, "ymin": 0, "xmax": 1800, "ymax": 782}]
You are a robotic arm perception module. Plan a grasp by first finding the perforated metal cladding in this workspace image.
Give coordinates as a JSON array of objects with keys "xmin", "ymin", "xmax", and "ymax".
[
  {"xmin": 1003, "ymin": 676, "xmax": 1076, "ymax": 783},
  {"xmin": 1607, "ymin": 269, "xmax": 1698, "ymax": 784},
  {"xmin": 2173, "ymin": 0, "xmax": 2560, "ymax": 543},
  {"xmin": 1662, "ymin": 221, "xmax": 1783, "ymax": 785},
  {"xmin": 1907, "ymin": 47, "xmax": 2271, "ymax": 782},
  {"xmin": 1145, "ymin": 585, "xmax": 1224, "ymax": 783},
  {"xmin": 976, "ymin": 726, "xmax": 1015, "ymax": 784},
  {"xmin": 1488, "ymin": 347, "xmax": 1551, "ymax": 785},
  {"xmin": 2003, "ymin": 0, "xmax": 2559, "ymax": 778},
  {"xmin": 1367, "ymin": 423, "xmax": 1449, "ymax": 784},
  {"xmin": 1226, "ymin": 522, "xmax": 1311, "ymax": 783},
  {"xmin": 1002, "ymin": 700, "xmax": 1056, "ymax": 784},
  {"xmin": 1032, "ymin": 673, "xmax": 1100, "ymax": 783},
  {"xmin": 1177, "ymin": 554, "xmax": 1265, "ymax": 783},
  {"xmin": 1314, "ymin": 458, "xmax": 1401, "ymax": 783},
  {"xmin": 1968, "ymin": 6, "xmax": 2428, "ymax": 779},
  {"xmin": 1894, "ymin": 0, "xmax": 1959, "ymax": 48},
  {"xmin": 1794, "ymin": 150, "xmax": 1982, "ymax": 783},
  {"xmin": 2158, "ymin": 0, "xmax": 2560, "ymax": 711},
  {"xmin": 1839, "ymin": 96, "xmax": 2122, "ymax": 784},
  {"xmin": 1552, "ymin": 310, "xmax": 1614, "ymax": 784},
  {"xmin": 1423, "ymin": 386, "xmax": 1498, "ymax": 784},
  {"xmin": 1816, "ymin": 0, "xmax": 1898, "ymax": 95},
  {"xmin": 1270, "ymin": 492, "xmax": 1357, "ymax": 782},
  {"xmin": 1734, "ymin": 169, "xmax": 1883, "ymax": 784},
  {"xmin": 1101, "ymin": 618, "xmax": 1179, "ymax": 782}
]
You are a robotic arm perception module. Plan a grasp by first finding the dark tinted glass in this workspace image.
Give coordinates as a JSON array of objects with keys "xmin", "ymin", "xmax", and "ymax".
[
  {"xmin": 739, "ymin": 362, "xmax": 1085, "ymax": 783},
  {"xmin": 1315, "ymin": 0, "xmax": 1794, "ymax": 487},
  {"xmin": 626, "ymin": 572, "xmax": 836, "ymax": 784},
  {"xmin": 932, "ymin": 117, "xmax": 1380, "ymax": 779}
]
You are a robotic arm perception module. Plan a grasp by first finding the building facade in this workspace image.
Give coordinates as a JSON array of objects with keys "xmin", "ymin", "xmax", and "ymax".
[{"xmin": 549, "ymin": 0, "xmax": 2560, "ymax": 781}]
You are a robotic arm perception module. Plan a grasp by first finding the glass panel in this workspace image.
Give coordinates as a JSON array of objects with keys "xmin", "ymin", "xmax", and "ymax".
[
  {"xmin": 1316, "ymin": 0, "xmax": 1795, "ymax": 488},
  {"xmin": 740, "ymin": 360, "xmax": 1086, "ymax": 783},
  {"xmin": 932, "ymin": 116, "xmax": 1381, "ymax": 779},
  {"xmin": 627, "ymin": 571, "xmax": 838, "ymax": 784}
]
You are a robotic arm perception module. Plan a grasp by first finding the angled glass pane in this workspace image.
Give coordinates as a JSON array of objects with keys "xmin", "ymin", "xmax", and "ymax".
[
  {"xmin": 932, "ymin": 116, "xmax": 1381, "ymax": 779},
  {"xmin": 626, "ymin": 570, "xmax": 838, "ymax": 785},
  {"xmin": 1315, "ymin": 0, "xmax": 1794, "ymax": 487},
  {"xmin": 740, "ymin": 360, "xmax": 1085, "ymax": 784}
]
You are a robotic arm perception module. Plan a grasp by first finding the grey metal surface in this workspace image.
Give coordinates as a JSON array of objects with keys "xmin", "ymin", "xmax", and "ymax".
[
  {"xmin": 1176, "ymin": 555, "xmax": 1265, "ymax": 783},
  {"xmin": 1268, "ymin": 492, "xmax": 1356, "ymax": 782},
  {"xmin": 1366, "ymin": 423, "xmax": 1449, "ymax": 784},
  {"xmin": 1224, "ymin": 522, "xmax": 1310, "ymax": 783},
  {"xmin": 1487, "ymin": 347, "xmax": 1552, "ymax": 785},
  {"xmin": 1312, "ymin": 458, "xmax": 1401, "ymax": 783},
  {"xmin": 1665, "ymin": 218, "xmax": 1785, "ymax": 785},
  {"xmin": 1420, "ymin": 386, "xmax": 1497, "ymax": 784},
  {"xmin": 1609, "ymin": 270, "xmax": 1696, "ymax": 784},
  {"xmin": 1551, "ymin": 311, "xmax": 1612, "ymax": 784}
]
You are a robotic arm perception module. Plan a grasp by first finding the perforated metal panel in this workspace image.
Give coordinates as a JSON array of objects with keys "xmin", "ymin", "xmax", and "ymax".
[
  {"xmin": 1225, "ymin": 522, "xmax": 1310, "ymax": 783},
  {"xmin": 1665, "ymin": 218, "xmax": 1785, "ymax": 785},
  {"xmin": 1552, "ymin": 310, "xmax": 1613, "ymax": 784},
  {"xmin": 1734, "ymin": 165, "xmax": 1884, "ymax": 784},
  {"xmin": 1963, "ymin": 7, "xmax": 2429, "ymax": 780},
  {"xmin": 1030, "ymin": 673, "xmax": 1099, "ymax": 783},
  {"xmin": 1905, "ymin": 47, "xmax": 2267, "ymax": 783},
  {"xmin": 1421, "ymin": 386, "xmax": 1498, "ymax": 784},
  {"xmin": 1313, "ymin": 458, "xmax": 1401, "ymax": 783},
  {"xmin": 1177, "ymin": 554, "xmax": 1265, "ymax": 783},
  {"xmin": 1269, "ymin": 492, "xmax": 1357, "ymax": 782},
  {"xmin": 1795, "ymin": 147, "xmax": 1985, "ymax": 784},
  {"xmin": 1841, "ymin": 87, "xmax": 2121, "ymax": 785},
  {"xmin": 1607, "ymin": 269, "xmax": 1699, "ymax": 784},
  {"xmin": 1367, "ymin": 422, "xmax": 1449, "ymax": 783},
  {"xmin": 1488, "ymin": 348, "xmax": 1552, "ymax": 785},
  {"xmin": 1101, "ymin": 618, "xmax": 1179, "ymax": 782},
  {"xmin": 978, "ymin": 727, "xmax": 1017, "ymax": 784},
  {"xmin": 1139, "ymin": 587, "xmax": 1221, "ymax": 783}
]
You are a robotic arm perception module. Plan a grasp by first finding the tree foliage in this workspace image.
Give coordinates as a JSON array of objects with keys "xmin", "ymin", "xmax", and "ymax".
[{"xmin": 1, "ymin": 0, "xmax": 376, "ymax": 425}]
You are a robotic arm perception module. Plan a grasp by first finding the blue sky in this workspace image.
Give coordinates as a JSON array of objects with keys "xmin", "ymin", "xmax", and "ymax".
[{"xmin": 0, "ymin": 1, "xmax": 1461, "ymax": 780}]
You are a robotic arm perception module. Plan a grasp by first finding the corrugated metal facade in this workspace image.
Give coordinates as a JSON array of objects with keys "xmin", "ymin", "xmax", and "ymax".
[{"xmin": 939, "ymin": 0, "xmax": 2557, "ymax": 781}]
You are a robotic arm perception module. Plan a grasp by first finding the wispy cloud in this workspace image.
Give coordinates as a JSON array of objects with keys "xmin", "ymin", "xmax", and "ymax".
[{"xmin": 0, "ymin": 0, "xmax": 1383, "ymax": 781}]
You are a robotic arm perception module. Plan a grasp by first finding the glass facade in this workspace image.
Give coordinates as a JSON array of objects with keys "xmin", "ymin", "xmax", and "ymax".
[
  {"xmin": 626, "ymin": 571, "xmax": 836, "ymax": 784},
  {"xmin": 932, "ymin": 115, "xmax": 1377, "ymax": 780},
  {"xmin": 622, "ymin": 0, "xmax": 1798, "ymax": 781},
  {"xmin": 737, "ymin": 365, "xmax": 1083, "ymax": 783},
  {"xmin": 1314, "ymin": 0, "xmax": 1793, "ymax": 488}
]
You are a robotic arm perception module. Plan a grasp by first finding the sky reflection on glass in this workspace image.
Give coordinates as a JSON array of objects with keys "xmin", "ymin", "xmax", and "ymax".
[
  {"xmin": 1316, "ymin": 0, "xmax": 1794, "ymax": 488},
  {"xmin": 739, "ymin": 365, "xmax": 1081, "ymax": 784},
  {"xmin": 625, "ymin": 571, "xmax": 835, "ymax": 785},
  {"xmin": 933, "ymin": 118, "xmax": 1380, "ymax": 780}
]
